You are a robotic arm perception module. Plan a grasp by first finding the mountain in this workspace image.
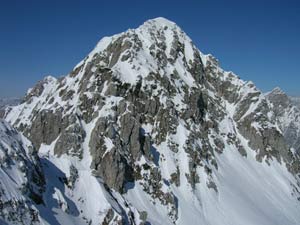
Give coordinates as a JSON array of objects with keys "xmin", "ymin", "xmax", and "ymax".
[
  {"xmin": 0, "ymin": 98, "xmax": 21, "ymax": 118},
  {"xmin": 3, "ymin": 17, "xmax": 300, "ymax": 225},
  {"xmin": 266, "ymin": 88, "xmax": 300, "ymax": 154},
  {"xmin": 0, "ymin": 98, "xmax": 20, "ymax": 109},
  {"xmin": 289, "ymin": 96, "xmax": 300, "ymax": 110}
]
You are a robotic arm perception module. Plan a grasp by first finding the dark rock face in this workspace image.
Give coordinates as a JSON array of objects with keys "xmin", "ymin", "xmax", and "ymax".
[
  {"xmin": 54, "ymin": 122, "xmax": 86, "ymax": 158},
  {"xmin": 27, "ymin": 109, "xmax": 68, "ymax": 149},
  {"xmin": 96, "ymin": 148, "xmax": 134, "ymax": 192},
  {"xmin": 0, "ymin": 110, "xmax": 5, "ymax": 118}
]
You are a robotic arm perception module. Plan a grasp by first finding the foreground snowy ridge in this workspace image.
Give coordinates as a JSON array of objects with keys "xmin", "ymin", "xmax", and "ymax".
[{"xmin": 2, "ymin": 17, "xmax": 300, "ymax": 225}]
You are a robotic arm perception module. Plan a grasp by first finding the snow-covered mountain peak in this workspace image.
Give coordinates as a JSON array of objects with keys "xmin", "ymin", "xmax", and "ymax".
[
  {"xmin": 266, "ymin": 88, "xmax": 300, "ymax": 154},
  {"xmin": 272, "ymin": 86, "xmax": 285, "ymax": 94},
  {"xmin": 136, "ymin": 17, "xmax": 187, "ymax": 39},
  {"xmin": 141, "ymin": 17, "xmax": 177, "ymax": 28},
  {"xmin": 266, "ymin": 87, "xmax": 292, "ymax": 112},
  {"xmin": 73, "ymin": 17, "xmax": 202, "ymax": 89},
  {"xmin": 3, "ymin": 18, "xmax": 300, "ymax": 225},
  {"xmin": 267, "ymin": 87, "xmax": 290, "ymax": 101}
]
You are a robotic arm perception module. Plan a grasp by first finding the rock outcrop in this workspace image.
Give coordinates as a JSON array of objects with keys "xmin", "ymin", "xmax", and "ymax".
[
  {"xmin": 0, "ymin": 119, "xmax": 45, "ymax": 224},
  {"xmin": 266, "ymin": 88, "xmax": 300, "ymax": 156}
]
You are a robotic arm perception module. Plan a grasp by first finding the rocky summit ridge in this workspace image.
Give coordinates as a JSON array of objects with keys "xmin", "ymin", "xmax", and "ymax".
[
  {"xmin": 0, "ymin": 97, "xmax": 21, "ymax": 118},
  {"xmin": 266, "ymin": 87, "xmax": 300, "ymax": 154},
  {"xmin": 290, "ymin": 96, "xmax": 300, "ymax": 109},
  {"xmin": 2, "ymin": 17, "xmax": 300, "ymax": 225}
]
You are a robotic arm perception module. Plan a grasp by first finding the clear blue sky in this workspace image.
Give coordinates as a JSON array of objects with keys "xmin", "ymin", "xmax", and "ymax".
[{"xmin": 0, "ymin": 0, "xmax": 300, "ymax": 97}]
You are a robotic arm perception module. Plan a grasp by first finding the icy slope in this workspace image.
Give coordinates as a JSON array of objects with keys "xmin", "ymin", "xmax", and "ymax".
[
  {"xmin": 0, "ymin": 119, "xmax": 44, "ymax": 224},
  {"xmin": 4, "ymin": 17, "xmax": 300, "ymax": 225}
]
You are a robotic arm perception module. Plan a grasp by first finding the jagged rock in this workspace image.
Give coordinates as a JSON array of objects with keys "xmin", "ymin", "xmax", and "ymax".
[
  {"xmin": 0, "ymin": 120, "xmax": 45, "ymax": 224},
  {"xmin": 67, "ymin": 164, "xmax": 79, "ymax": 189},
  {"xmin": 102, "ymin": 209, "xmax": 115, "ymax": 225},
  {"xmin": 95, "ymin": 149, "xmax": 134, "ymax": 193},
  {"xmin": 119, "ymin": 113, "xmax": 141, "ymax": 160},
  {"xmin": 26, "ymin": 109, "xmax": 68, "ymax": 149},
  {"xmin": 170, "ymin": 168, "xmax": 180, "ymax": 186},
  {"xmin": 0, "ymin": 98, "xmax": 21, "ymax": 119},
  {"xmin": 266, "ymin": 88, "xmax": 300, "ymax": 155},
  {"xmin": 54, "ymin": 123, "xmax": 86, "ymax": 158},
  {"xmin": 139, "ymin": 211, "xmax": 148, "ymax": 223}
]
